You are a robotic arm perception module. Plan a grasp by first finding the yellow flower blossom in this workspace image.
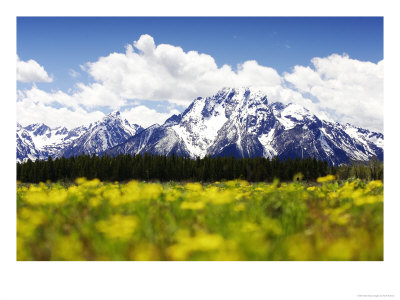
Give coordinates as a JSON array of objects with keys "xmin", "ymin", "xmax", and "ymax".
[
  {"xmin": 180, "ymin": 201, "xmax": 205, "ymax": 210},
  {"xmin": 83, "ymin": 178, "xmax": 101, "ymax": 188},
  {"xmin": 88, "ymin": 195, "xmax": 102, "ymax": 207},
  {"xmin": 354, "ymin": 195, "xmax": 383, "ymax": 206},
  {"xmin": 19, "ymin": 207, "xmax": 45, "ymax": 226},
  {"xmin": 24, "ymin": 188, "xmax": 67, "ymax": 205},
  {"xmin": 75, "ymin": 177, "xmax": 87, "ymax": 185},
  {"xmin": 234, "ymin": 203, "xmax": 246, "ymax": 212},
  {"xmin": 103, "ymin": 187, "xmax": 122, "ymax": 205},
  {"xmin": 165, "ymin": 189, "xmax": 182, "ymax": 202},
  {"xmin": 185, "ymin": 182, "xmax": 203, "ymax": 192},
  {"xmin": 129, "ymin": 243, "xmax": 160, "ymax": 261},
  {"xmin": 95, "ymin": 214, "xmax": 138, "ymax": 240},
  {"xmin": 367, "ymin": 180, "xmax": 383, "ymax": 189},
  {"xmin": 167, "ymin": 230, "xmax": 224, "ymax": 260},
  {"xmin": 317, "ymin": 174, "xmax": 336, "ymax": 183},
  {"xmin": 140, "ymin": 183, "xmax": 163, "ymax": 200},
  {"xmin": 203, "ymin": 186, "xmax": 235, "ymax": 204}
]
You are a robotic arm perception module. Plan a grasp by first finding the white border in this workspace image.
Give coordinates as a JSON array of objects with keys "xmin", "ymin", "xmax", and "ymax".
[{"xmin": 1, "ymin": 1, "xmax": 399, "ymax": 299}]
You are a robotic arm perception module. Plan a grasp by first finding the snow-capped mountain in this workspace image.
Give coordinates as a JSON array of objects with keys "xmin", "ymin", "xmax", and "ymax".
[
  {"xmin": 16, "ymin": 112, "xmax": 143, "ymax": 162},
  {"xmin": 17, "ymin": 123, "xmax": 42, "ymax": 162},
  {"xmin": 62, "ymin": 111, "xmax": 143, "ymax": 158},
  {"xmin": 106, "ymin": 123, "xmax": 191, "ymax": 157},
  {"xmin": 17, "ymin": 87, "xmax": 383, "ymax": 165},
  {"xmin": 106, "ymin": 87, "xmax": 383, "ymax": 165}
]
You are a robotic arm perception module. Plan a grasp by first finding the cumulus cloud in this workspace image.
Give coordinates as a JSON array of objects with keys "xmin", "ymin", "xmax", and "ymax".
[
  {"xmin": 84, "ymin": 34, "xmax": 282, "ymax": 105},
  {"xmin": 18, "ymin": 83, "xmax": 125, "ymax": 111},
  {"xmin": 17, "ymin": 85, "xmax": 178, "ymax": 128},
  {"xmin": 17, "ymin": 56, "xmax": 53, "ymax": 83},
  {"xmin": 16, "ymin": 98, "xmax": 104, "ymax": 129},
  {"xmin": 121, "ymin": 105, "xmax": 180, "ymax": 128},
  {"xmin": 284, "ymin": 54, "xmax": 383, "ymax": 131},
  {"xmin": 16, "ymin": 35, "xmax": 383, "ymax": 132}
]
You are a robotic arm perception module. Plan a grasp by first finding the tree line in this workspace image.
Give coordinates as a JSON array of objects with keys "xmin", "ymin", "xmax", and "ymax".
[
  {"xmin": 334, "ymin": 158, "xmax": 383, "ymax": 181},
  {"xmin": 17, "ymin": 154, "xmax": 383, "ymax": 183},
  {"xmin": 17, "ymin": 154, "xmax": 333, "ymax": 183}
]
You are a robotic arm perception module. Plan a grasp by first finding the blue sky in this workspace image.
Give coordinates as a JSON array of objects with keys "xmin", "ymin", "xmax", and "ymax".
[
  {"xmin": 17, "ymin": 17, "xmax": 383, "ymax": 90},
  {"xmin": 16, "ymin": 17, "xmax": 384, "ymax": 131}
]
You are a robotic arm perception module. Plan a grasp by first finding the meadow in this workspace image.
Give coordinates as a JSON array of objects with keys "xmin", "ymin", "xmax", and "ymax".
[{"xmin": 17, "ymin": 176, "xmax": 383, "ymax": 261}]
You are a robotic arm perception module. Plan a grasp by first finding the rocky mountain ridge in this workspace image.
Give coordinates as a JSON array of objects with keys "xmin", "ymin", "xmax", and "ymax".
[{"xmin": 17, "ymin": 87, "xmax": 383, "ymax": 165}]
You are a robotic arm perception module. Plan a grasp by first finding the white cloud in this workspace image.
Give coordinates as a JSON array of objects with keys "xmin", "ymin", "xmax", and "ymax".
[
  {"xmin": 16, "ymin": 97, "xmax": 104, "ymax": 129},
  {"xmin": 84, "ymin": 34, "xmax": 282, "ymax": 105},
  {"xmin": 16, "ymin": 36, "xmax": 383, "ymax": 132},
  {"xmin": 18, "ymin": 85, "xmax": 80, "ymax": 109},
  {"xmin": 121, "ymin": 105, "xmax": 180, "ymax": 128},
  {"xmin": 18, "ymin": 83, "xmax": 125, "ymax": 111},
  {"xmin": 74, "ymin": 82, "xmax": 126, "ymax": 109},
  {"xmin": 284, "ymin": 54, "xmax": 383, "ymax": 131},
  {"xmin": 17, "ymin": 56, "xmax": 53, "ymax": 83},
  {"xmin": 17, "ymin": 86, "xmax": 178, "ymax": 128}
]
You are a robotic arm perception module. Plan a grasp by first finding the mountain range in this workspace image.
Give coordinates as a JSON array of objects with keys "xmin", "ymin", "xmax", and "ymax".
[
  {"xmin": 17, "ymin": 111, "xmax": 143, "ymax": 162},
  {"xmin": 17, "ymin": 87, "xmax": 383, "ymax": 165}
]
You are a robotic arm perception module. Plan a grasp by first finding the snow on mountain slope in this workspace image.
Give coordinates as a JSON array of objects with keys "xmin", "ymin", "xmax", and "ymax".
[
  {"xmin": 31, "ymin": 124, "xmax": 76, "ymax": 152},
  {"xmin": 17, "ymin": 112, "xmax": 143, "ymax": 161},
  {"xmin": 170, "ymin": 92, "xmax": 228, "ymax": 157},
  {"xmin": 17, "ymin": 123, "xmax": 42, "ymax": 162},
  {"xmin": 59, "ymin": 111, "xmax": 144, "ymax": 158},
  {"xmin": 106, "ymin": 87, "xmax": 383, "ymax": 165},
  {"xmin": 171, "ymin": 87, "xmax": 273, "ymax": 158}
]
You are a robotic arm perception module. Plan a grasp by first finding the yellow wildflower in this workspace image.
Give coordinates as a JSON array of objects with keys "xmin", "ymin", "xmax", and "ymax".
[
  {"xmin": 140, "ymin": 183, "xmax": 163, "ymax": 200},
  {"xmin": 103, "ymin": 187, "xmax": 121, "ymax": 205},
  {"xmin": 234, "ymin": 203, "xmax": 246, "ymax": 212},
  {"xmin": 167, "ymin": 230, "xmax": 224, "ymax": 260},
  {"xmin": 185, "ymin": 182, "xmax": 203, "ymax": 192},
  {"xmin": 367, "ymin": 180, "xmax": 383, "ymax": 189},
  {"xmin": 24, "ymin": 188, "xmax": 67, "ymax": 205},
  {"xmin": 19, "ymin": 207, "xmax": 45, "ymax": 226},
  {"xmin": 75, "ymin": 177, "xmax": 87, "ymax": 185},
  {"xmin": 317, "ymin": 174, "xmax": 336, "ymax": 183},
  {"xmin": 203, "ymin": 186, "xmax": 235, "ymax": 204},
  {"xmin": 165, "ymin": 189, "xmax": 182, "ymax": 202},
  {"xmin": 129, "ymin": 243, "xmax": 160, "ymax": 261},
  {"xmin": 180, "ymin": 201, "xmax": 205, "ymax": 210},
  {"xmin": 354, "ymin": 195, "xmax": 383, "ymax": 206},
  {"xmin": 88, "ymin": 195, "xmax": 102, "ymax": 207},
  {"xmin": 96, "ymin": 214, "xmax": 138, "ymax": 240}
]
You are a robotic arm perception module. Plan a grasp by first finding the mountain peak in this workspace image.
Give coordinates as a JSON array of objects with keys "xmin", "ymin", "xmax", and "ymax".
[
  {"xmin": 100, "ymin": 111, "xmax": 125, "ymax": 125},
  {"xmin": 213, "ymin": 87, "xmax": 268, "ymax": 104},
  {"xmin": 24, "ymin": 123, "xmax": 51, "ymax": 136},
  {"xmin": 105, "ymin": 111, "xmax": 121, "ymax": 118}
]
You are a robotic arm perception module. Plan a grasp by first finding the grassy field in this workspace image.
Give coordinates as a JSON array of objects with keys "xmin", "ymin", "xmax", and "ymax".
[{"xmin": 16, "ymin": 176, "xmax": 383, "ymax": 261}]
